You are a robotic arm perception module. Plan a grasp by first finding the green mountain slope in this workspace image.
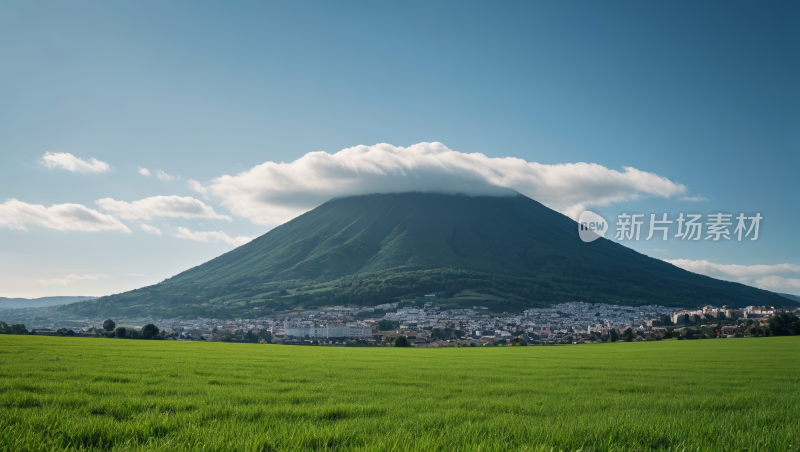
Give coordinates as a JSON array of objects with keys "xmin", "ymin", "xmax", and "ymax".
[
  {"xmin": 60, "ymin": 192, "xmax": 796, "ymax": 318},
  {"xmin": 0, "ymin": 296, "xmax": 96, "ymax": 310},
  {"xmin": 778, "ymin": 293, "xmax": 800, "ymax": 303}
]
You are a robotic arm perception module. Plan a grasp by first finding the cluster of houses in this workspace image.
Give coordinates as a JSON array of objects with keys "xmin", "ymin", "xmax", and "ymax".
[
  {"xmin": 284, "ymin": 325, "xmax": 372, "ymax": 339},
  {"xmin": 26, "ymin": 300, "xmax": 796, "ymax": 346},
  {"xmin": 666, "ymin": 305, "xmax": 777, "ymax": 325}
]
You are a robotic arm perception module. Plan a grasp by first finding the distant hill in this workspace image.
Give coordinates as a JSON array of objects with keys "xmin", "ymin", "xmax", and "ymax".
[
  {"xmin": 778, "ymin": 293, "xmax": 800, "ymax": 304},
  {"xmin": 58, "ymin": 192, "xmax": 796, "ymax": 319},
  {"xmin": 0, "ymin": 296, "xmax": 97, "ymax": 310}
]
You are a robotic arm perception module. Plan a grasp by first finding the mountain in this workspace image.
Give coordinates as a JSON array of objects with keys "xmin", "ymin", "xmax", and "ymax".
[
  {"xmin": 0, "ymin": 296, "xmax": 97, "ymax": 310},
  {"xmin": 58, "ymin": 192, "xmax": 796, "ymax": 319},
  {"xmin": 778, "ymin": 293, "xmax": 800, "ymax": 303}
]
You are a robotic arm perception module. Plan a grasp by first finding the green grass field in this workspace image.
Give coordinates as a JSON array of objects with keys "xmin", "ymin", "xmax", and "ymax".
[{"xmin": 1, "ymin": 336, "xmax": 798, "ymax": 451}]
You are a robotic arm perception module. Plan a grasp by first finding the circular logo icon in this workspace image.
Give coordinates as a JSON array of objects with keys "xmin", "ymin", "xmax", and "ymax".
[{"xmin": 578, "ymin": 210, "xmax": 608, "ymax": 243}]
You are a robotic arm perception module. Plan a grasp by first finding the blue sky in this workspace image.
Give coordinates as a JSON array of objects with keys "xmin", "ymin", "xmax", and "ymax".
[{"xmin": 1, "ymin": 1, "xmax": 798, "ymax": 298}]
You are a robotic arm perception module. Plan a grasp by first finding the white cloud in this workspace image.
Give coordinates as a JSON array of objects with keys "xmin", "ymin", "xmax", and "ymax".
[
  {"xmin": 66, "ymin": 274, "xmax": 108, "ymax": 280},
  {"xmin": 202, "ymin": 142, "xmax": 688, "ymax": 225},
  {"xmin": 679, "ymin": 194, "xmax": 708, "ymax": 202},
  {"xmin": 38, "ymin": 278, "xmax": 72, "ymax": 286},
  {"xmin": 138, "ymin": 167, "xmax": 151, "ymax": 176},
  {"xmin": 173, "ymin": 226, "xmax": 252, "ymax": 247},
  {"xmin": 752, "ymin": 276, "xmax": 800, "ymax": 294},
  {"xmin": 37, "ymin": 273, "xmax": 138, "ymax": 287},
  {"xmin": 139, "ymin": 223, "xmax": 162, "ymax": 235},
  {"xmin": 42, "ymin": 152, "xmax": 111, "ymax": 174},
  {"xmin": 157, "ymin": 170, "xmax": 177, "ymax": 181},
  {"xmin": 95, "ymin": 195, "xmax": 231, "ymax": 221},
  {"xmin": 187, "ymin": 179, "xmax": 209, "ymax": 197},
  {"xmin": 665, "ymin": 259, "xmax": 800, "ymax": 296},
  {"xmin": 0, "ymin": 199, "xmax": 131, "ymax": 233}
]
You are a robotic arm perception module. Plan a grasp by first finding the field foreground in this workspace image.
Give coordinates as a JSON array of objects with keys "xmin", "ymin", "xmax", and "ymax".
[{"xmin": 1, "ymin": 336, "xmax": 798, "ymax": 451}]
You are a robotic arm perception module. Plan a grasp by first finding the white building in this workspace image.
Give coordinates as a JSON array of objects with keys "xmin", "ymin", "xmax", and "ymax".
[{"xmin": 285, "ymin": 325, "xmax": 372, "ymax": 339}]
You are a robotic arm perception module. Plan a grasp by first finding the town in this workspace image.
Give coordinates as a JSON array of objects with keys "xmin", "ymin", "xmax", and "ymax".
[{"xmin": 4, "ymin": 298, "xmax": 797, "ymax": 345}]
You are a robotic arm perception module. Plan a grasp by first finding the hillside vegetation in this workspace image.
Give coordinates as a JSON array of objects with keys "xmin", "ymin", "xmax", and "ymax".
[
  {"xmin": 1, "ymin": 335, "xmax": 798, "ymax": 451},
  {"xmin": 57, "ymin": 193, "xmax": 794, "ymax": 319},
  {"xmin": 0, "ymin": 296, "xmax": 96, "ymax": 310}
]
